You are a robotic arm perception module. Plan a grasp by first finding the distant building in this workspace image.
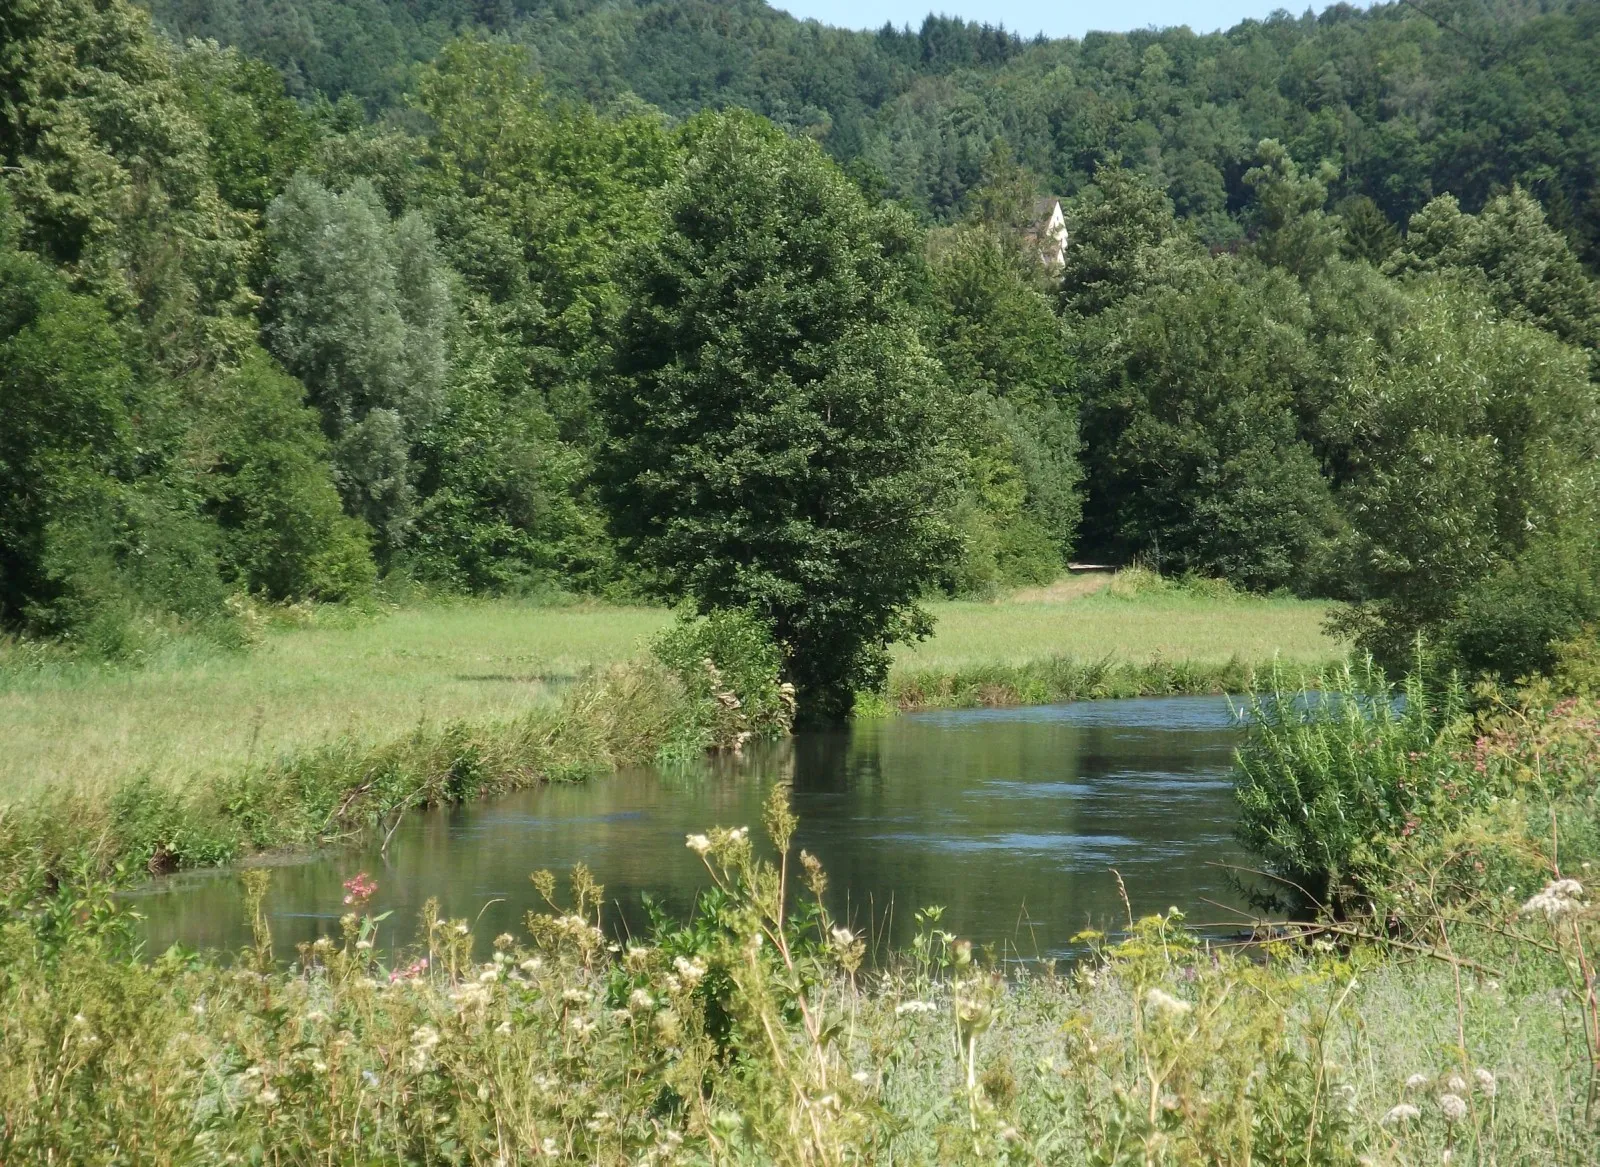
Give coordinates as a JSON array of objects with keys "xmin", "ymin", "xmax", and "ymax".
[{"xmin": 1028, "ymin": 197, "xmax": 1069, "ymax": 268}]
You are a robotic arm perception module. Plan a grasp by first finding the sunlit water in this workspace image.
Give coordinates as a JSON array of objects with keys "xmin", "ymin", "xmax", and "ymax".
[{"xmin": 134, "ymin": 696, "xmax": 1253, "ymax": 961}]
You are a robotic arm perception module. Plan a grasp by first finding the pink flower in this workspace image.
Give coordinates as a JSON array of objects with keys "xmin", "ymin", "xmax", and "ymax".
[{"xmin": 342, "ymin": 872, "xmax": 378, "ymax": 907}]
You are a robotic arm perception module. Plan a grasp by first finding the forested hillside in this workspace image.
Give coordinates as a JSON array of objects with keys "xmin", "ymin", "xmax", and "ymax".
[
  {"xmin": 3, "ymin": 0, "xmax": 1599, "ymax": 717},
  {"xmin": 141, "ymin": 0, "xmax": 1600, "ymax": 263}
]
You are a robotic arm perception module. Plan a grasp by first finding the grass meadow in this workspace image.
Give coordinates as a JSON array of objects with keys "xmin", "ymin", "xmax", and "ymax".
[{"xmin": 0, "ymin": 574, "xmax": 1338, "ymax": 800}]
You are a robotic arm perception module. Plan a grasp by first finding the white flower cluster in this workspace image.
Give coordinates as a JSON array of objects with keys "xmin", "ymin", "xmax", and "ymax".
[
  {"xmin": 894, "ymin": 1000, "xmax": 937, "ymax": 1016},
  {"xmin": 685, "ymin": 826, "xmax": 749, "ymax": 859},
  {"xmin": 673, "ymin": 955, "xmax": 707, "ymax": 986},
  {"xmin": 1521, "ymin": 878, "xmax": 1586, "ymax": 921},
  {"xmin": 1143, "ymin": 988, "xmax": 1193, "ymax": 1019},
  {"xmin": 408, "ymin": 1025, "xmax": 441, "ymax": 1071}
]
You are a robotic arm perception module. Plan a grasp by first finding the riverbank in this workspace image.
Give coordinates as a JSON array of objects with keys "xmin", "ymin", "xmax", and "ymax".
[
  {"xmin": 5, "ymin": 611, "xmax": 1595, "ymax": 1162},
  {"xmin": 1, "ymin": 576, "xmax": 1337, "ymax": 797},
  {"xmin": 5, "ymin": 775, "xmax": 1594, "ymax": 1165},
  {"xmin": 0, "ymin": 579, "xmax": 1339, "ymax": 891}
]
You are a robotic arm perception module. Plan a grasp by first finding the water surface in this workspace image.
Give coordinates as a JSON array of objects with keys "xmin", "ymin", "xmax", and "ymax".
[{"xmin": 136, "ymin": 696, "xmax": 1251, "ymax": 961}]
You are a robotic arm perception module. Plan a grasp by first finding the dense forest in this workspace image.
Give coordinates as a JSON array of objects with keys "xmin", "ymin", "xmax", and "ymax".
[
  {"xmin": 3, "ymin": 0, "xmax": 1598, "ymax": 716},
  {"xmin": 142, "ymin": 0, "xmax": 1600, "ymax": 262}
]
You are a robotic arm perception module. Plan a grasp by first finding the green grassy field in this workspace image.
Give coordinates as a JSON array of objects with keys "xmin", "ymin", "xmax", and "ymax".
[
  {"xmin": 0, "ymin": 576, "xmax": 1339, "ymax": 799},
  {"xmin": 896, "ymin": 577, "xmax": 1337, "ymax": 671}
]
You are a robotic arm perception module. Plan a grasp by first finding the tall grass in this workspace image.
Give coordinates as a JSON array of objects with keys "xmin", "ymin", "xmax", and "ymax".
[
  {"xmin": 0, "ymin": 601, "xmax": 671, "ymax": 799},
  {"xmin": 3, "ymin": 796, "xmax": 1593, "ymax": 1165}
]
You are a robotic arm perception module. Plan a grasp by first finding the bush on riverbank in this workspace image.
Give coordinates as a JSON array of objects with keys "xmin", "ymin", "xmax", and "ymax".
[
  {"xmin": 1233, "ymin": 633, "xmax": 1600, "ymax": 928},
  {"xmin": 3, "ymin": 786, "xmax": 1595, "ymax": 1164}
]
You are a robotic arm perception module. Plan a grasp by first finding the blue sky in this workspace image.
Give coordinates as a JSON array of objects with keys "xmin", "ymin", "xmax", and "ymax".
[{"xmin": 773, "ymin": 1, "xmax": 1362, "ymax": 40}]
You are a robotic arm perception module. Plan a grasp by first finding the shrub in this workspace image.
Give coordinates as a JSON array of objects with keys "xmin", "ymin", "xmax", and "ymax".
[
  {"xmin": 1232, "ymin": 658, "xmax": 1473, "ymax": 916},
  {"xmin": 1440, "ymin": 526, "xmax": 1600, "ymax": 685},
  {"xmin": 652, "ymin": 609, "xmax": 795, "ymax": 754}
]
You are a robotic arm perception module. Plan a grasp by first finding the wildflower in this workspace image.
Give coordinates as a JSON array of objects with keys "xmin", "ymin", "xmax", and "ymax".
[
  {"xmin": 1444, "ymin": 1073, "xmax": 1468, "ymax": 1094},
  {"xmin": 519, "ymin": 957, "xmax": 542, "ymax": 974},
  {"xmin": 1474, "ymin": 1068, "xmax": 1497, "ymax": 1097},
  {"xmin": 726, "ymin": 826, "xmax": 748, "ymax": 845},
  {"xmin": 830, "ymin": 926, "xmax": 855, "ymax": 947},
  {"xmin": 495, "ymin": 1020, "xmax": 514, "ymax": 1036},
  {"xmin": 355, "ymin": 939, "xmax": 373, "ymax": 951},
  {"xmin": 478, "ymin": 967, "xmax": 499, "ymax": 983},
  {"xmin": 1404, "ymin": 1072, "xmax": 1431, "ymax": 1091},
  {"xmin": 389, "ymin": 957, "xmax": 428, "ymax": 983},
  {"xmin": 454, "ymin": 922, "xmax": 470, "ymax": 936},
  {"xmin": 1521, "ymin": 878, "xmax": 1586, "ymax": 921},
  {"xmin": 362, "ymin": 1070, "xmax": 380, "ymax": 1088},
  {"xmin": 542, "ymin": 1138, "xmax": 559, "ymax": 1155},
  {"xmin": 451, "ymin": 982, "xmax": 490, "ymax": 1010},
  {"xmin": 686, "ymin": 834, "xmax": 712, "ymax": 856},
  {"xmin": 312, "ymin": 1060, "xmax": 328, "ymax": 1073},
  {"xmin": 895, "ymin": 1000, "xmax": 937, "ymax": 1016},
  {"xmin": 673, "ymin": 955, "xmax": 707, "ymax": 986},
  {"xmin": 1382, "ymin": 1103, "xmax": 1421, "ymax": 1125},
  {"xmin": 629, "ymin": 988, "xmax": 655, "ymax": 1012},
  {"xmin": 411, "ymin": 1025, "xmax": 441, "ymax": 1052},
  {"xmin": 342, "ymin": 872, "xmax": 377, "ymax": 906},
  {"xmin": 1144, "ymin": 988, "xmax": 1193, "ymax": 1019},
  {"xmin": 568, "ymin": 1015, "xmax": 595, "ymax": 1036},
  {"xmin": 303, "ymin": 1010, "xmax": 329, "ymax": 1024},
  {"xmin": 954, "ymin": 991, "xmax": 995, "ymax": 1032},
  {"xmin": 852, "ymin": 1070, "xmax": 871, "ymax": 1084},
  {"xmin": 259, "ymin": 1087, "xmax": 280, "ymax": 1107},
  {"xmin": 562, "ymin": 988, "xmax": 592, "ymax": 1006},
  {"xmin": 494, "ymin": 932, "xmax": 515, "ymax": 950},
  {"xmin": 1438, "ymin": 1093, "xmax": 1468, "ymax": 1123}
]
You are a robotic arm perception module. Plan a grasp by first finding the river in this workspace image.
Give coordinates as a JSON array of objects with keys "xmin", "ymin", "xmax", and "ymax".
[{"xmin": 135, "ymin": 695, "xmax": 1253, "ymax": 962}]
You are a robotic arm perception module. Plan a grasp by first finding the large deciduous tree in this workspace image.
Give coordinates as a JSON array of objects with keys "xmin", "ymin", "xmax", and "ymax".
[
  {"xmin": 263, "ymin": 174, "xmax": 450, "ymax": 560},
  {"xmin": 597, "ymin": 111, "xmax": 959, "ymax": 722}
]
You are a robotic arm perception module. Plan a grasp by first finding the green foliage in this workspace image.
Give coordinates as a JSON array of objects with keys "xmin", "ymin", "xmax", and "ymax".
[
  {"xmin": 598, "ymin": 111, "xmax": 960, "ymax": 723},
  {"xmin": 146, "ymin": 0, "xmax": 1600, "ymax": 274},
  {"xmin": 1331, "ymin": 280, "xmax": 1600, "ymax": 671},
  {"xmin": 1057, "ymin": 163, "xmax": 1196, "ymax": 318},
  {"xmin": 1076, "ymin": 261, "xmax": 1337, "ymax": 591},
  {"xmin": 195, "ymin": 351, "xmax": 375, "ymax": 601},
  {"xmin": 0, "ymin": 228, "xmax": 139, "ymax": 632},
  {"xmin": 1442, "ymin": 523, "xmax": 1600, "ymax": 685},
  {"xmin": 174, "ymin": 39, "xmax": 316, "ymax": 220},
  {"xmin": 1242, "ymin": 138, "xmax": 1342, "ymax": 281},
  {"xmin": 1, "ymin": 0, "xmax": 256, "ymax": 367},
  {"xmin": 1388, "ymin": 187, "xmax": 1600, "ymax": 367},
  {"xmin": 264, "ymin": 174, "xmax": 452, "ymax": 559},
  {"xmin": 411, "ymin": 38, "xmax": 679, "ymax": 445},
  {"xmin": 1335, "ymin": 195, "xmax": 1399, "ymax": 266},
  {"xmin": 1233, "ymin": 659, "xmax": 1472, "ymax": 917},
  {"xmin": 927, "ymin": 226, "xmax": 1082, "ymax": 592},
  {"xmin": 651, "ymin": 608, "xmax": 794, "ymax": 754}
]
